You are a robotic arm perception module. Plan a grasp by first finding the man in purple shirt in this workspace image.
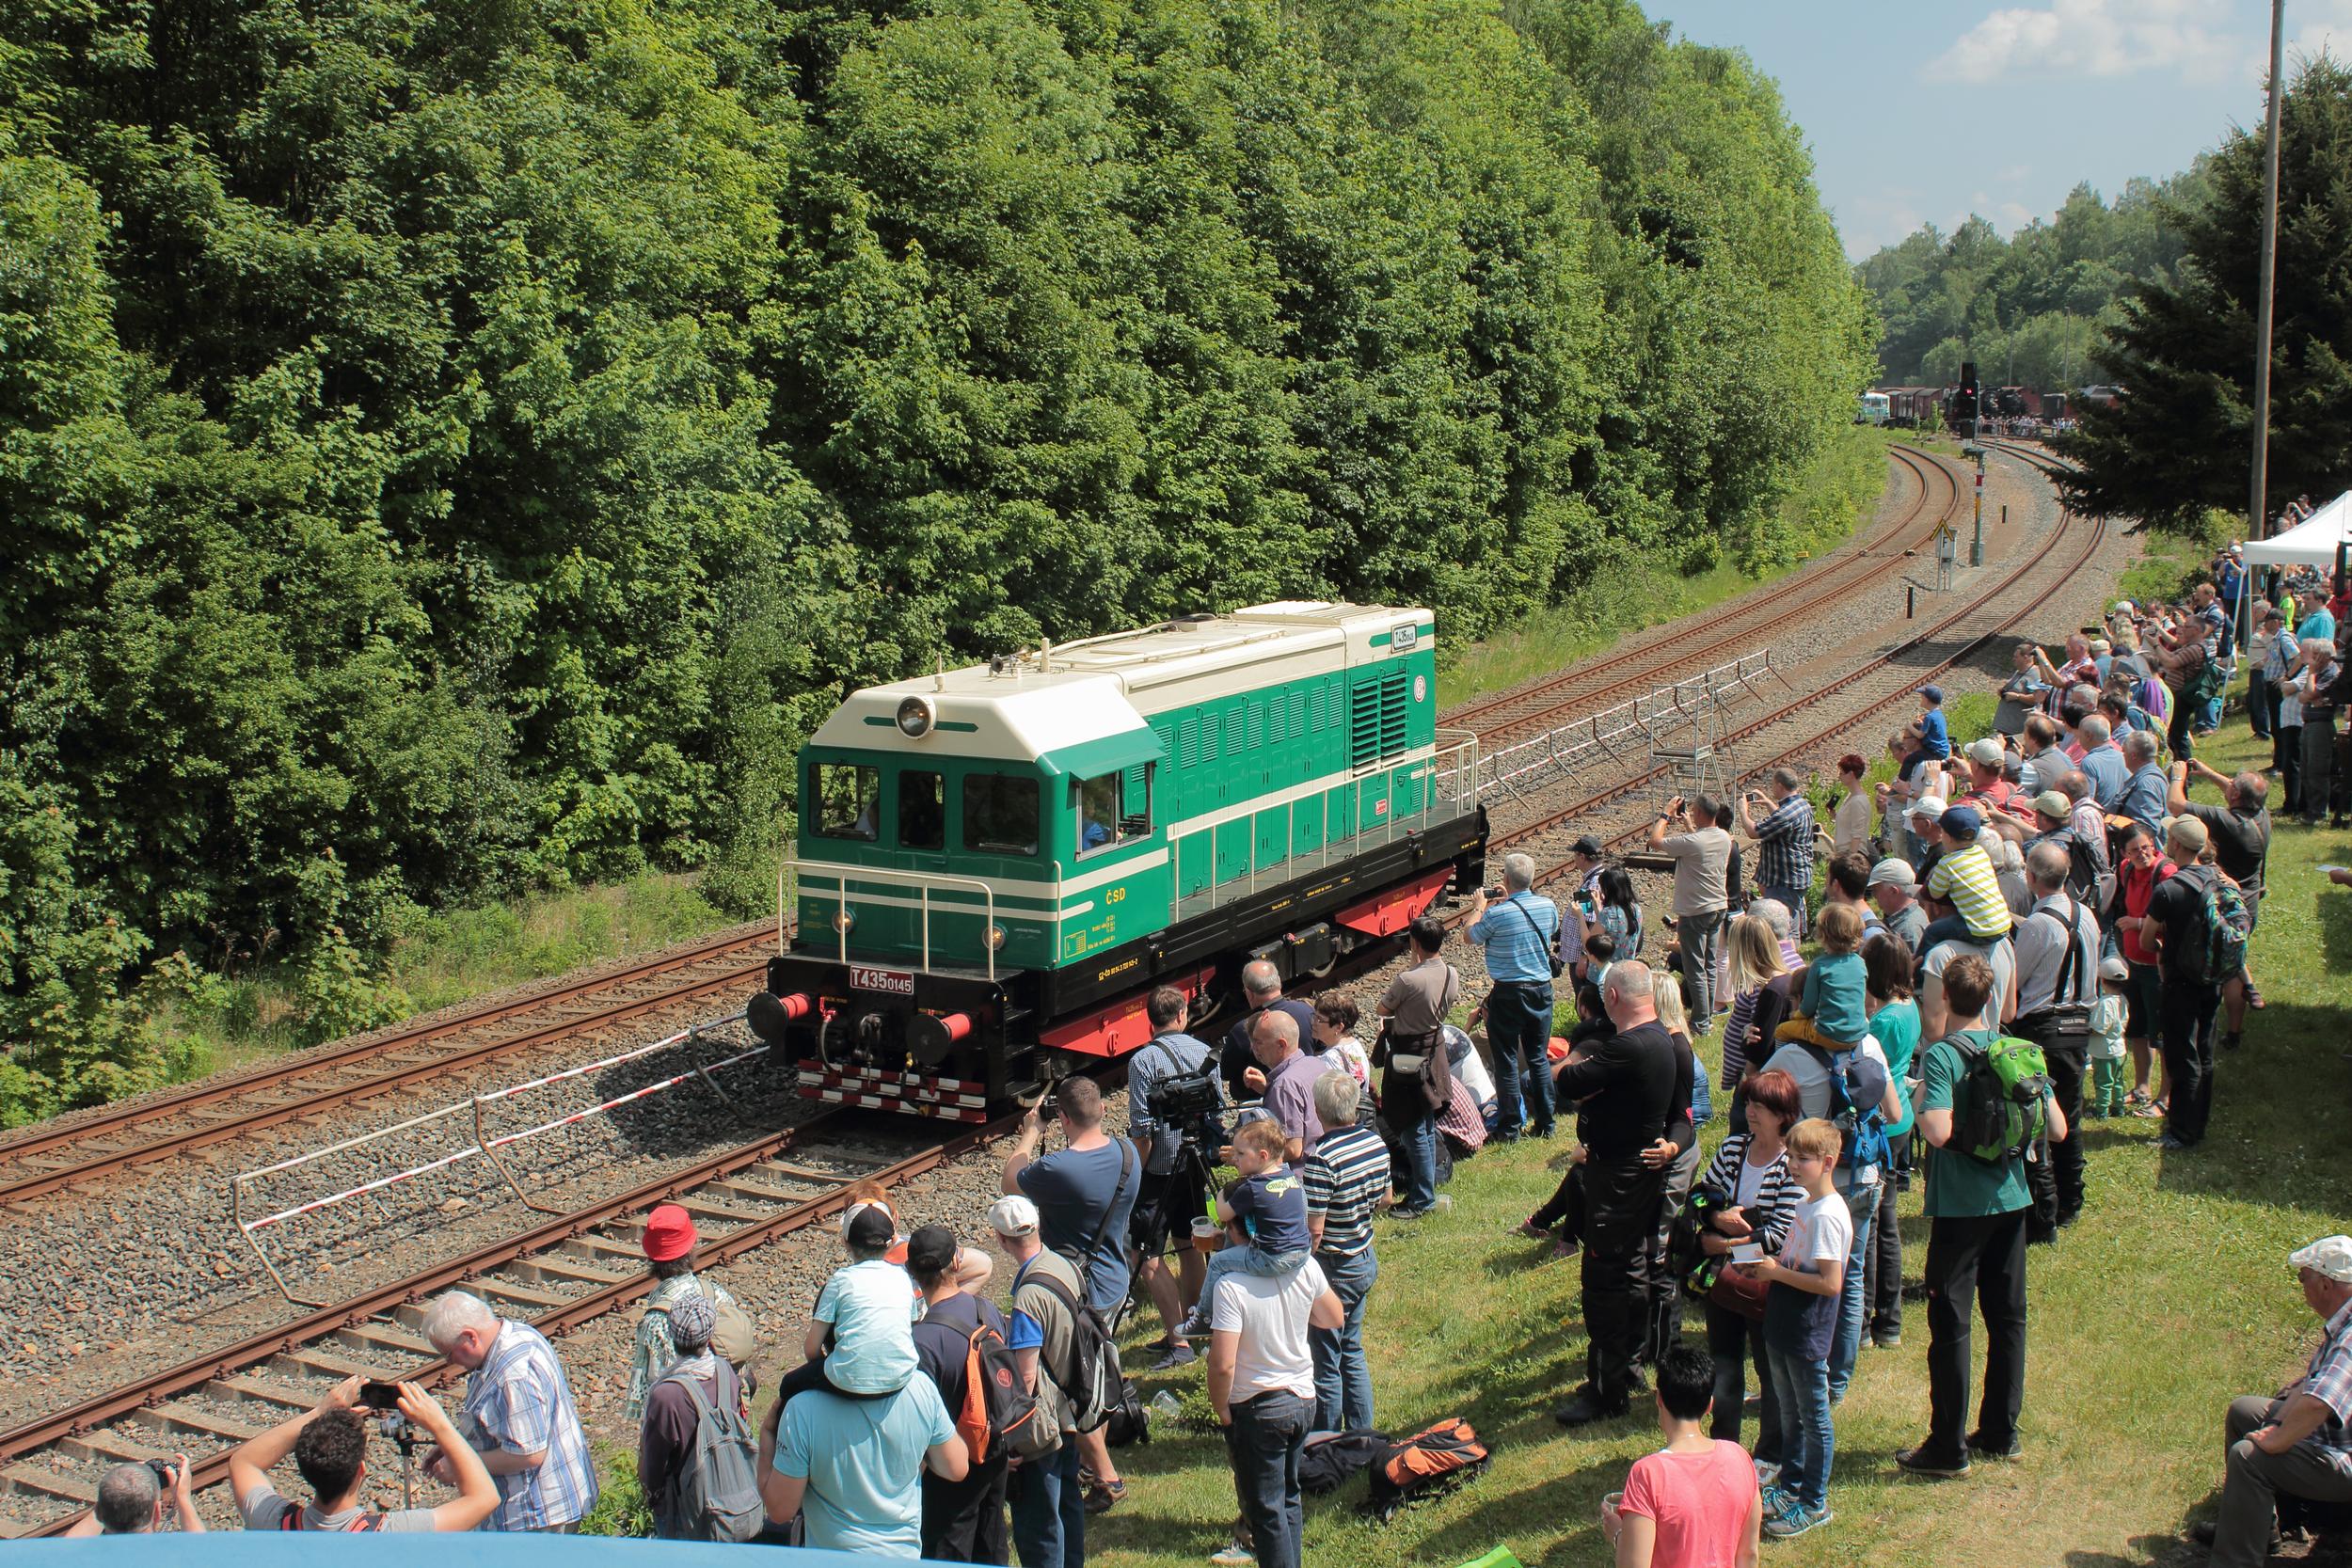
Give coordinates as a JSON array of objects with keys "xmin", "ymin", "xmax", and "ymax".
[{"xmin": 1252, "ymin": 1009, "xmax": 1334, "ymax": 1164}]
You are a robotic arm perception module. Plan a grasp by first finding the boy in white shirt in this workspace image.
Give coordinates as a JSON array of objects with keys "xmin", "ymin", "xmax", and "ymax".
[{"xmin": 1738, "ymin": 1117, "xmax": 1851, "ymax": 1540}]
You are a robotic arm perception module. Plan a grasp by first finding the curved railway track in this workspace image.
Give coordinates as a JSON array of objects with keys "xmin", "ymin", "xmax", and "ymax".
[
  {"xmin": 0, "ymin": 442, "xmax": 2100, "ymax": 1537},
  {"xmin": 0, "ymin": 929, "xmax": 776, "ymax": 1208},
  {"xmin": 1443, "ymin": 443, "xmax": 1963, "ymax": 745}
]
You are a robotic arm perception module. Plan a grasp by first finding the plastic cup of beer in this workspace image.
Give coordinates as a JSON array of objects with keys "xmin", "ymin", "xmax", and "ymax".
[{"xmin": 1192, "ymin": 1217, "xmax": 1220, "ymax": 1254}]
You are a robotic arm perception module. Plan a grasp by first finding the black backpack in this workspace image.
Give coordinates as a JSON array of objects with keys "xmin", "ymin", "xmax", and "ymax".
[{"xmin": 1022, "ymin": 1266, "xmax": 1126, "ymax": 1433}]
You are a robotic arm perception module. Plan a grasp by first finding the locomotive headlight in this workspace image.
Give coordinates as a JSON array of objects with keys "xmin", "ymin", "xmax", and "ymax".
[
  {"xmin": 896, "ymin": 696, "xmax": 935, "ymax": 738},
  {"xmin": 987, "ymin": 922, "xmax": 1008, "ymax": 951},
  {"xmin": 832, "ymin": 908, "xmax": 856, "ymax": 934}
]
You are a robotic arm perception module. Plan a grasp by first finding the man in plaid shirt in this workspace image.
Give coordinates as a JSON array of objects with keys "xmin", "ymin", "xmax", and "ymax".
[
  {"xmin": 423, "ymin": 1291, "xmax": 599, "ymax": 1531},
  {"xmin": 1738, "ymin": 768, "xmax": 1817, "ymax": 938},
  {"xmin": 2200, "ymin": 1237, "xmax": 2352, "ymax": 1565}
]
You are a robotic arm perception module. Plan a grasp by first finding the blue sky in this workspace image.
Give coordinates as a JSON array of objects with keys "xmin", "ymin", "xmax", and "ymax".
[{"xmin": 1654, "ymin": 1, "xmax": 2352, "ymax": 260}]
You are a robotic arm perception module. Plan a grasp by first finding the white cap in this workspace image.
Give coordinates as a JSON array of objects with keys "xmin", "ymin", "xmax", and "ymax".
[
  {"xmin": 1866, "ymin": 858, "xmax": 1916, "ymax": 890},
  {"xmin": 1964, "ymin": 737, "xmax": 2006, "ymax": 768},
  {"xmin": 986, "ymin": 1195, "xmax": 1040, "ymax": 1238},
  {"xmin": 1909, "ymin": 796, "xmax": 1948, "ymax": 823},
  {"xmin": 2292, "ymin": 1236, "xmax": 2352, "ymax": 1284}
]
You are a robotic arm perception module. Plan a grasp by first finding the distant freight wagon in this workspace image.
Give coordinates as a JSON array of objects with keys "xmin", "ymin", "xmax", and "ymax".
[{"xmin": 747, "ymin": 603, "xmax": 1490, "ymax": 1118}]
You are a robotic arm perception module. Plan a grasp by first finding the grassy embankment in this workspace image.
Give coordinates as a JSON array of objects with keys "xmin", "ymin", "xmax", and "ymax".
[
  {"xmin": 1437, "ymin": 425, "xmax": 1899, "ymax": 706},
  {"xmin": 1084, "ymin": 699, "xmax": 2352, "ymax": 1568}
]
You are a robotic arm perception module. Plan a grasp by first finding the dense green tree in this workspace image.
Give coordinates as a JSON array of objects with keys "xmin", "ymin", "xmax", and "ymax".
[
  {"xmin": 0, "ymin": 0, "xmax": 1869, "ymax": 1110},
  {"xmin": 2063, "ymin": 60, "xmax": 2352, "ymax": 531}
]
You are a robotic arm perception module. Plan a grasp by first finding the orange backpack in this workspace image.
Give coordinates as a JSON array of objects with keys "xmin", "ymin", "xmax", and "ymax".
[{"xmin": 1367, "ymin": 1417, "xmax": 1491, "ymax": 1521}]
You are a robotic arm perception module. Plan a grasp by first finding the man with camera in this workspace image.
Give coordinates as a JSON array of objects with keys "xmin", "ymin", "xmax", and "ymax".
[
  {"xmin": 1127, "ymin": 983, "xmax": 1224, "ymax": 1370},
  {"xmin": 1737, "ymin": 769, "xmax": 1817, "ymax": 939},
  {"xmin": 228, "ymin": 1374, "xmax": 499, "ymax": 1531},
  {"xmin": 61, "ymin": 1456, "xmax": 205, "ymax": 1536},
  {"xmin": 1647, "ymin": 794, "xmax": 1733, "ymax": 1026}
]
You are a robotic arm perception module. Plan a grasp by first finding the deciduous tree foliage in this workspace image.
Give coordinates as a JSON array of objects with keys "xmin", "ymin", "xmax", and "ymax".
[
  {"xmin": 1857, "ymin": 166, "xmax": 2208, "ymax": 391},
  {"xmin": 2063, "ymin": 60, "xmax": 2352, "ymax": 533},
  {"xmin": 0, "ymin": 0, "xmax": 1867, "ymax": 1115}
]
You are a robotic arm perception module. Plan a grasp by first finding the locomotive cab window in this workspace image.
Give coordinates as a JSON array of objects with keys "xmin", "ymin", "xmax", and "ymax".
[
  {"xmin": 814, "ymin": 763, "xmax": 880, "ymax": 841},
  {"xmin": 898, "ymin": 769, "xmax": 944, "ymax": 850},
  {"xmin": 962, "ymin": 773, "xmax": 1039, "ymax": 857},
  {"xmin": 1073, "ymin": 766, "xmax": 1152, "ymax": 858}
]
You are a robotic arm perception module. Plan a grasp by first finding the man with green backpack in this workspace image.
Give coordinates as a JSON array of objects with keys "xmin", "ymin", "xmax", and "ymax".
[{"xmin": 1896, "ymin": 953, "xmax": 2068, "ymax": 1481}]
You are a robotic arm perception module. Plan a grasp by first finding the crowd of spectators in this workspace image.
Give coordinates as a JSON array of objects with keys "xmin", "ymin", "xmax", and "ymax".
[{"xmin": 77, "ymin": 568, "xmax": 2348, "ymax": 1565}]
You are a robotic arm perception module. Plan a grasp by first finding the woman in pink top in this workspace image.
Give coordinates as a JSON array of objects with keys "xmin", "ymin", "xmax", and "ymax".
[{"xmin": 1602, "ymin": 1345, "xmax": 1762, "ymax": 1567}]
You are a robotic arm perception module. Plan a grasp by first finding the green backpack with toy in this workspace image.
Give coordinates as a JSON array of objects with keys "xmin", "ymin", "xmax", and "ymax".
[{"xmin": 1947, "ymin": 1029, "xmax": 2050, "ymax": 1165}]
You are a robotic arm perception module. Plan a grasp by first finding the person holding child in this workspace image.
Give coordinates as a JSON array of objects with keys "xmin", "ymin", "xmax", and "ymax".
[{"xmin": 1184, "ymin": 1119, "xmax": 1311, "ymax": 1338}]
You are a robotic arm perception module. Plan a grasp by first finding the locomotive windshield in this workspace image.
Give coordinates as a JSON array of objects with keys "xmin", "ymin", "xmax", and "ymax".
[
  {"xmin": 962, "ymin": 773, "xmax": 1040, "ymax": 856},
  {"xmin": 898, "ymin": 769, "xmax": 945, "ymax": 849},
  {"xmin": 814, "ymin": 763, "xmax": 879, "ymax": 840}
]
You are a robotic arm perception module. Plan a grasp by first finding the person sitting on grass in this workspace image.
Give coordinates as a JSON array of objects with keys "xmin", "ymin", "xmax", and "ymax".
[
  {"xmin": 2195, "ymin": 1237, "xmax": 2352, "ymax": 1567},
  {"xmin": 1737, "ymin": 1118, "xmax": 1851, "ymax": 1540},
  {"xmin": 1600, "ymin": 1344, "xmax": 1763, "ymax": 1568}
]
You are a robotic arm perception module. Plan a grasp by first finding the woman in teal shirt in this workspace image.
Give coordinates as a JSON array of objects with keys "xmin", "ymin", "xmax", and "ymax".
[{"xmin": 1861, "ymin": 934, "xmax": 1921, "ymax": 1350}]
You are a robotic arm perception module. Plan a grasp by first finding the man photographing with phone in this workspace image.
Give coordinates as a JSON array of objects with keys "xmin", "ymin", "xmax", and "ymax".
[
  {"xmin": 227, "ymin": 1373, "xmax": 500, "ymax": 1531},
  {"xmin": 61, "ymin": 1455, "xmax": 205, "ymax": 1536}
]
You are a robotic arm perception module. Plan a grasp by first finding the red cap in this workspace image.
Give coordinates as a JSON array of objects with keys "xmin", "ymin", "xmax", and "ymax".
[{"xmin": 643, "ymin": 1203, "xmax": 698, "ymax": 1262}]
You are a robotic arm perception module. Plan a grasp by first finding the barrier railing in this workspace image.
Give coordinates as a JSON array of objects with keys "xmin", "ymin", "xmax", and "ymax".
[
  {"xmin": 231, "ymin": 1014, "xmax": 754, "ymax": 1306},
  {"xmin": 1474, "ymin": 649, "xmax": 1780, "ymax": 800},
  {"xmin": 779, "ymin": 861, "xmax": 1003, "ymax": 980}
]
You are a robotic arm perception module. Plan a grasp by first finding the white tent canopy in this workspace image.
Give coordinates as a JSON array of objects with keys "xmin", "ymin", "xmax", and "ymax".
[{"xmin": 2244, "ymin": 491, "xmax": 2352, "ymax": 566}]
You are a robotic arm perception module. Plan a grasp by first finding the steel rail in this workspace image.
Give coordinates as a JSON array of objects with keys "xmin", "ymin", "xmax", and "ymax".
[
  {"xmin": 1485, "ymin": 499, "xmax": 2106, "ymax": 867},
  {"xmin": 0, "ymin": 939, "xmax": 773, "ymax": 1206},
  {"xmin": 7, "ymin": 1084, "xmax": 1057, "ymax": 1537},
  {"xmin": 1441, "ymin": 444, "xmax": 1962, "ymax": 744}
]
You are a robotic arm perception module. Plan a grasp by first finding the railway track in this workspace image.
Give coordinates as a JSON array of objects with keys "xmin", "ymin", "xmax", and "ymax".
[
  {"xmin": 0, "ymin": 928, "xmax": 776, "ymax": 1209},
  {"xmin": 1443, "ymin": 443, "xmax": 1964, "ymax": 745},
  {"xmin": 0, "ymin": 1087, "xmax": 1046, "ymax": 1538},
  {"xmin": 1484, "ymin": 481, "xmax": 2106, "ymax": 882}
]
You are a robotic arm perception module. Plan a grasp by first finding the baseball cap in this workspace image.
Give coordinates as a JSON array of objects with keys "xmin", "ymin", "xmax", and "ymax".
[
  {"xmin": 1916, "ymin": 684, "xmax": 1946, "ymax": 705},
  {"xmin": 987, "ymin": 1195, "xmax": 1040, "ymax": 1238},
  {"xmin": 842, "ymin": 1200, "xmax": 896, "ymax": 1249},
  {"xmin": 2294, "ymin": 1236, "xmax": 2352, "ymax": 1284},
  {"xmin": 904, "ymin": 1224, "xmax": 960, "ymax": 1276},
  {"xmin": 666, "ymin": 1293, "xmax": 717, "ymax": 1353},
  {"xmin": 2098, "ymin": 952, "xmax": 2129, "ymax": 985},
  {"xmin": 2031, "ymin": 788, "xmax": 2070, "ymax": 819},
  {"xmin": 1965, "ymin": 737, "xmax": 2005, "ymax": 768},
  {"xmin": 1909, "ymin": 795, "xmax": 1947, "ymax": 823},
  {"xmin": 643, "ymin": 1203, "xmax": 698, "ymax": 1262},
  {"xmin": 1939, "ymin": 804, "xmax": 1983, "ymax": 837},
  {"xmin": 2231, "ymin": 544, "xmax": 2245, "ymax": 555},
  {"xmin": 1570, "ymin": 834, "xmax": 1604, "ymax": 861},
  {"xmin": 2265, "ymin": 605, "xmax": 2286, "ymax": 623},
  {"xmin": 1865, "ymin": 858, "xmax": 1916, "ymax": 890},
  {"xmin": 2165, "ymin": 815, "xmax": 2210, "ymax": 855}
]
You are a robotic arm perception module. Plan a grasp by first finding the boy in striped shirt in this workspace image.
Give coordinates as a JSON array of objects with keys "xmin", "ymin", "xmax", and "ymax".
[{"xmin": 1918, "ymin": 804, "xmax": 2013, "ymax": 952}]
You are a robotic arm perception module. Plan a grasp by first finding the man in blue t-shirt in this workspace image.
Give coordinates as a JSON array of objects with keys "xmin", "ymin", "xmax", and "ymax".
[
  {"xmin": 759, "ymin": 1372, "xmax": 964, "ymax": 1557},
  {"xmin": 1005, "ymin": 1074, "xmax": 1139, "ymax": 1515}
]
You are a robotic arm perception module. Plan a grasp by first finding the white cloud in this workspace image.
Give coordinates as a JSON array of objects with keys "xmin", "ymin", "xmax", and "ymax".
[{"xmin": 1931, "ymin": 0, "xmax": 2249, "ymax": 86}]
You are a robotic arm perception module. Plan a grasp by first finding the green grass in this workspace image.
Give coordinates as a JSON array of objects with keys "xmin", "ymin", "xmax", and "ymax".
[
  {"xmin": 1438, "ymin": 427, "xmax": 1896, "ymax": 708},
  {"xmin": 155, "ymin": 873, "xmax": 734, "ymax": 1075},
  {"xmin": 1088, "ymin": 705, "xmax": 2352, "ymax": 1568},
  {"xmin": 2118, "ymin": 507, "xmax": 2231, "ymax": 609}
]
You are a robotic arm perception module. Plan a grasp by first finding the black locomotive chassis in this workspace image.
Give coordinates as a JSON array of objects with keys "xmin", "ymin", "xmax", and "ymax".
[{"xmin": 762, "ymin": 804, "xmax": 1488, "ymax": 1101}]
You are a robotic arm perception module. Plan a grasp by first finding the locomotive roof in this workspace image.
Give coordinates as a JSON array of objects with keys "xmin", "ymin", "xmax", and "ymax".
[{"xmin": 807, "ymin": 601, "xmax": 1430, "ymax": 765}]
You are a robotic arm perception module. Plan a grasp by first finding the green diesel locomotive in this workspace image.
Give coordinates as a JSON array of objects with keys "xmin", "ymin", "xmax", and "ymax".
[{"xmin": 745, "ymin": 601, "xmax": 1488, "ymax": 1117}]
